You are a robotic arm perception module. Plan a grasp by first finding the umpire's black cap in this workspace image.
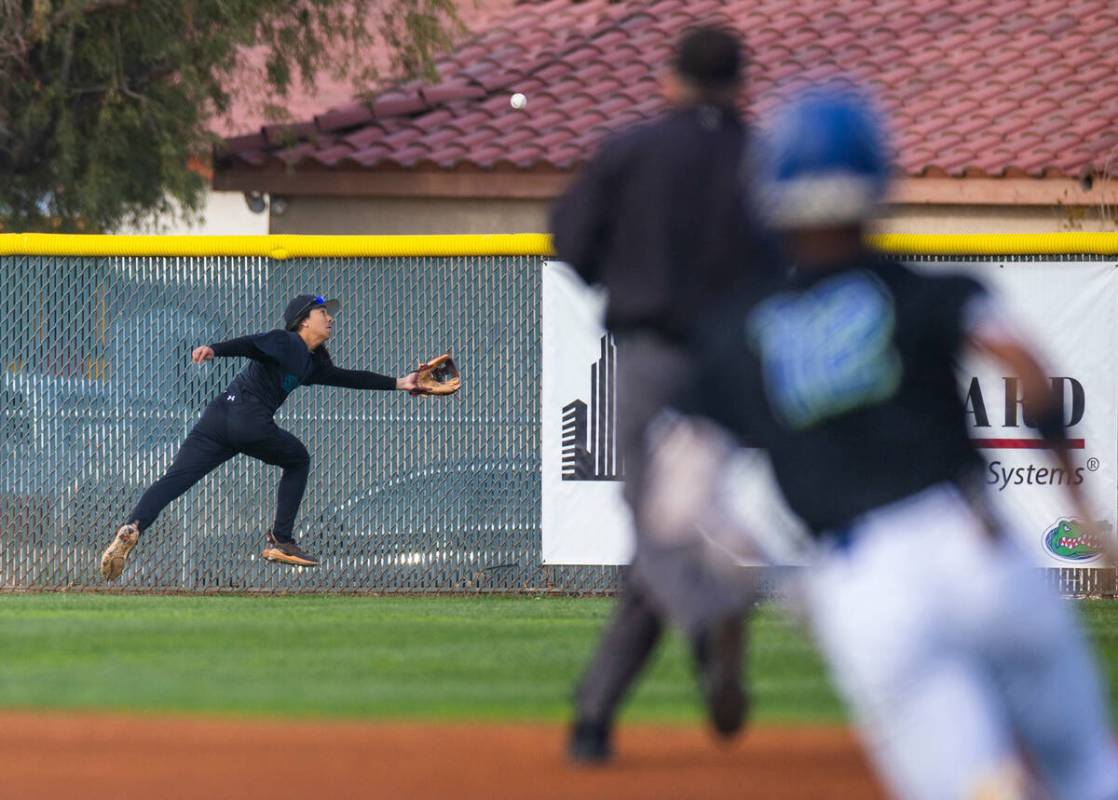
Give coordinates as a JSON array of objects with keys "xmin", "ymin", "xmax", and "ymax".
[
  {"xmin": 673, "ymin": 26, "xmax": 745, "ymax": 90},
  {"xmin": 284, "ymin": 294, "xmax": 340, "ymax": 330}
]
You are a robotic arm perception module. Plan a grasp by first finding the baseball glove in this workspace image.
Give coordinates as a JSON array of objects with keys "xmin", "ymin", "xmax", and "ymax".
[{"xmin": 411, "ymin": 353, "xmax": 461, "ymax": 396}]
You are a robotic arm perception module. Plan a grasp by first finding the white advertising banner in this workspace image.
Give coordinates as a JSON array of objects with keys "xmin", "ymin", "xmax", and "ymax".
[
  {"xmin": 541, "ymin": 261, "xmax": 633, "ymax": 564},
  {"xmin": 934, "ymin": 259, "xmax": 1117, "ymax": 567},
  {"xmin": 542, "ymin": 257, "xmax": 1118, "ymax": 567}
]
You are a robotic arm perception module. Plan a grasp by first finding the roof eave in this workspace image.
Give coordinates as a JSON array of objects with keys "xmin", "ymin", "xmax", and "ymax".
[
  {"xmin": 214, "ymin": 166, "xmax": 1113, "ymax": 207},
  {"xmin": 212, "ymin": 163, "xmax": 573, "ymax": 199}
]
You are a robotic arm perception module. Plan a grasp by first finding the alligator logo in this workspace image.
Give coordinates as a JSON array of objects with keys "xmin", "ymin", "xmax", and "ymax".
[{"xmin": 1043, "ymin": 518, "xmax": 1105, "ymax": 562}]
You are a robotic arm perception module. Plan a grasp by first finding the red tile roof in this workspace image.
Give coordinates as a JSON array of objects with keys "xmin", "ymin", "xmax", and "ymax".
[
  {"xmin": 211, "ymin": 0, "xmax": 519, "ymax": 137},
  {"xmin": 216, "ymin": 0, "xmax": 1118, "ymax": 180}
]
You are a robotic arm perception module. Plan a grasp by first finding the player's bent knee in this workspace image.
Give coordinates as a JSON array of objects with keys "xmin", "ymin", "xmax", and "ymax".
[{"xmin": 287, "ymin": 442, "xmax": 310, "ymax": 468}]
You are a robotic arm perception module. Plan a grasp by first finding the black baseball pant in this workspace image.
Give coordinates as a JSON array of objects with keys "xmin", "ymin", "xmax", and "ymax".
[{"xmin": 129, "ymin": 393, "xmax": 310, "ymax": 542}]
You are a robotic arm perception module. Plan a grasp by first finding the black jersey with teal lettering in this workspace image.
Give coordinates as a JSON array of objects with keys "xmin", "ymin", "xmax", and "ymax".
[
  {"xmin": 684, "ymin": 257, "xmax": 987, "ymax": 535},
  {"xmin": 210, "ymin": 330, "xmax": 396, "ymax": 414}
]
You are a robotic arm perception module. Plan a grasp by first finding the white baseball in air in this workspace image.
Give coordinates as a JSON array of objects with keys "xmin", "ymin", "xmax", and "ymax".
[{"xmin": 510, "ymin": 92, "xmax": 527, "ymax": 110}]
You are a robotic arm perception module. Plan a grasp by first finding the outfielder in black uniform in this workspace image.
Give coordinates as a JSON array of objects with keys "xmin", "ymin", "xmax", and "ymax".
[
  {"xmin": 550, "ymin": 25, "xmax": 777, "ymax": 762},
  {"xmin": 100, "ymin": 294, "xmax": 421, "ymax": 580}
]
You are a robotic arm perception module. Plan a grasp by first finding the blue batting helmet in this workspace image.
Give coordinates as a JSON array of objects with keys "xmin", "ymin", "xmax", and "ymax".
[{"xmin": 758, "ymin": 85, "xmax": 891, "ymax": 228}]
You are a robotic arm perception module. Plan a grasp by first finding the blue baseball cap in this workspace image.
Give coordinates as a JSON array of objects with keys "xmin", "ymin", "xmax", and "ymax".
[
  {"xmin": 284, "ymin": 294, "xmax": 340, "ymax": 330},
  {"xmin": 758, "ymin": 84, "xmax": 891, "ymax": 228}
]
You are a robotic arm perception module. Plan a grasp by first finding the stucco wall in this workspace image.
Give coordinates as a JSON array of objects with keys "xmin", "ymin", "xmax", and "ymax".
[
  {"xmin": 268, "ymin": 196, "xmax": 552, "ymax": 235},
  {"xmin": 877, "ymin": 204, "xmax": 1118, "ymax": 234},
  {"xmin": 119, "ymin": 190, "xmax": 271, "ymax": 235},
  {"xmin": 266, "ymin": 195, "xmax": 1118, "ymax": 236}
]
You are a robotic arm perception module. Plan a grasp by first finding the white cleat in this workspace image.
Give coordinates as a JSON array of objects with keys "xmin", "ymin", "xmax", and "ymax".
[{"xmin": 100, "ymin": 522, "xmax": 140, "ymax": 581}]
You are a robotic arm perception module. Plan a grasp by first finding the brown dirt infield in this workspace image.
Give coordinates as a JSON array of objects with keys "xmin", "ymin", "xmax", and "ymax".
[{"xmin": 0, "ymin": 711, "xmax": 886, "ymax": 799}]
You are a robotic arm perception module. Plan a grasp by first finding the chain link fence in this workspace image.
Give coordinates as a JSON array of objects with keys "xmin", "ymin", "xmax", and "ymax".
[
  {"xmin": 1, "ymin": 249, "xmax": 1113, "ymax": 596},
  {"xmin": 0, "ymin": 253, "xmax": 623, "ymax": 592}
]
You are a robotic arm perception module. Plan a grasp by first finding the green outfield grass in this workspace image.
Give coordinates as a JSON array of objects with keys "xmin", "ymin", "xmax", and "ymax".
[{"xmin": 1, "ymin": 594, "xmax": 1117, "ymax": 725}]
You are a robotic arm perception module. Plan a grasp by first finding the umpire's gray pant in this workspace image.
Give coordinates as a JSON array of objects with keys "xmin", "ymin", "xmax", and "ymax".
[{"xmin": 574, "ymin": 333, "xmax": 754, "ymax": 725}]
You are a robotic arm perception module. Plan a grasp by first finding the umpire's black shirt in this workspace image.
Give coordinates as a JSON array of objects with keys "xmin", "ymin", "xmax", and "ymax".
[{"xmin": 550, "ymin": 104, "xmax": 774, "ymax": 341}]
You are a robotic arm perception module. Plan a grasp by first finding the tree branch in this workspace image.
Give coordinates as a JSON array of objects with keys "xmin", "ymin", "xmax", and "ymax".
[{"xmin": 50, "ymin": 0, "xmax": 137, "ymax": 29}]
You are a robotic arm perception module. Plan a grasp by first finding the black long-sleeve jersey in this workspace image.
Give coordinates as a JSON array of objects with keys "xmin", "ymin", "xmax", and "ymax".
[
  {"xmin": 683, "ymin": 257, "xmax": 988, "ymax": 535},
  {"xmin": 210, "ymin": 330, "xmax": 396, "ymax": 414},
  {"xmin": 550, "ymin": 104, "xmax": 777, "ymax": 341}
]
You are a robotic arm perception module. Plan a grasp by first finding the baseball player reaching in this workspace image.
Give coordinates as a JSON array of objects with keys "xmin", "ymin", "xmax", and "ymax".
[
  {"xmin": 675, "ymin": 88, "xmax": 1118, "ymax": 798},
  {"xmin": 100, "ymin": 293, "xmax": 455, "ymax": 580}
]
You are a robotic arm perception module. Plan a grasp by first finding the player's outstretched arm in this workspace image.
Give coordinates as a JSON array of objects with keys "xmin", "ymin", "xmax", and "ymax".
[
  {"xmin": 199, "ymin": 332, "xmax": 282, "ymax": 364},
  {"xmin": 308, "ymin": 362, "xmax": 401, "ymax": 391},
  {"xmin": 306, "ymin": 345, "xmax": 426, "ymax": 393}
]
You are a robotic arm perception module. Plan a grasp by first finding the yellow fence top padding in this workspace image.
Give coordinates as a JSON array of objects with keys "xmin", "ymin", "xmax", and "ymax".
[
  {"xmin": 872, "ymin": 233, "xmax": 1118, "ymax": 256},
  {"xmin": 0, "ymin": 233, "xmax": 552, "ymax": 259},
  {"xmin": 1, "ymin": 232, "xmax": 1117, "ymax": 258}
]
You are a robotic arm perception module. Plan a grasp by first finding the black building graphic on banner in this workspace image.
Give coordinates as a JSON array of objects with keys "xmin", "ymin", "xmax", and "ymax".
[{"xmin": 562, "ymin": 334, "xmax": 623, "ymax": 481}]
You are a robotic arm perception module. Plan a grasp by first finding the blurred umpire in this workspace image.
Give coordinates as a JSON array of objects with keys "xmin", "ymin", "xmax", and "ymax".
[{"xmin": 549, "ymin": 25, "xmax": 777, "ymax": 762}]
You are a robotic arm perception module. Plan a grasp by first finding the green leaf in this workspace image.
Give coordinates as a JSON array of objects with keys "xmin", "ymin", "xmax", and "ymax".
[{"xmin": 0, "ymin": 0, "xmax": 464, "ymax": 231}]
